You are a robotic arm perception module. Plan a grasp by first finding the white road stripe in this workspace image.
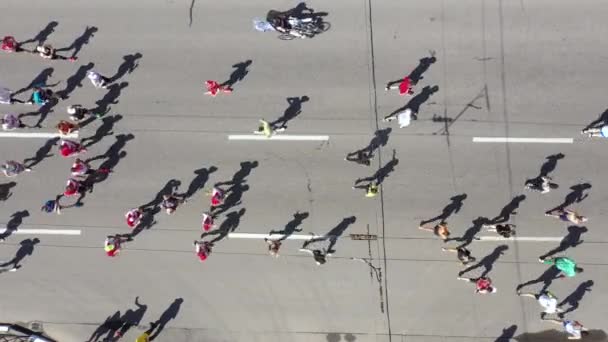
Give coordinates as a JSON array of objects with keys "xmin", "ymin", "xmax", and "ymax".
[
  {"xmin": 476, "ymin": 236, "xmax": 563, "ymax": 242},
  {"xmin": 228, "ymin": 135, "xmax": 329, "ymax": 141},
  {"xmin": 473, "ymin": 137, "xmax": 573, "ymax": 144},
  {"xmin": 0, "ymin": 229, "xmax": 81, "ymax": 235},
  {"xmin": 0, "ymin": 132, "xmax": 78, "ymax": 139},
  {"xmin": 229, "ymin": 233, "xmax": 323, "ymax": 240}
]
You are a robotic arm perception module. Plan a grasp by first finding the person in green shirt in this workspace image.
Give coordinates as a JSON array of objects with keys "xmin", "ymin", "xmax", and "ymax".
[{"xmin": 539, "ymin": 257, "xmax": 583, "ymax": 278}]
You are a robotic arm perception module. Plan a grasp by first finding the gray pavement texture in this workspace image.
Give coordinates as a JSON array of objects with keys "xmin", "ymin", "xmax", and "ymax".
[{"xmin": 0, "ymin": 0, "xmax": 608, "ymax": 341}]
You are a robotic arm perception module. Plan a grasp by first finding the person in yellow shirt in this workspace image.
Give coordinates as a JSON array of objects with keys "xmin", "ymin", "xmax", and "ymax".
[{"xmin": 135, "ymin": 322, "xmax": 158, "ymax": 342}]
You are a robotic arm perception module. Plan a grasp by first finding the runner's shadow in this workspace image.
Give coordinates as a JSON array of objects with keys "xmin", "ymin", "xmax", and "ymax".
[
  {"xmin": 149, "ymin": 298, "xmax": 183, "ymax": 340},
  {"xmin": 220, "ymin": 60, "xmax": 252, "ymax": 90},
  {"xmin": 354, "ymin": 149, "xmax": 398, "ymax": 186},
  {"xmin": 88, "ymin": 311, "xmax": 122, "ymax": 342},
  {"xmin": 203, "ymin": 208, "xmax": 246, "ymax": 243},
  {"xmin": 539, "ymin": 153, "xmax": 565, "ymax": 178},
  {"xmin": 558, "ymin": 280, "xmax": 593, "ymax": 316},
  {"xmin": 182, "ymin": 166, "xmax": 218, "ymax": 199},
  {"xmin": 81, "ymin": 114, "xmax": 123, "ymax": 148},
  {"xmin": 583, "ymin": 108, "xmax": 608, "ymax": 131},
  {"xmin": 362, "ymin": 128, "xmax": 391, "ymax": 155},
  {"xmin": 516, "ymin": 266, "xmax": 562, "ymax": 293},
  {"xmin": 34, "ymin": 96, "xmax": 60, "ymax": 128},
  {"xmin": 495, "ymin": 325, "xmax": 517, "ymax": 342},
  {"xmin": 324, "ymin": 216, "xmax": 356, "ymax": 253},
  {"xmin": 387, "ymin": 85, "xmax": 439, "ymax": 118},
  {"xmin": 270, "ymin": 211, "xmax": 309, "ymax": 240},
  {"xmin": 547, "ymin": 183, "xmax": 592, "ymax": 212},
  {"xmin": 93, "ymin": 82, "xmax": 129, "ymax": 116},
  {"xmin": 491, "ymin": 195, "xmax": 526, "ymax": 224},
  {"xmin": 14, "ymin": 68, "xmax": 58, "ymax": 95},
  {"xmin": 23, "ymin": 138, "xmax": 58, "ymax": 169},
  {"xmin": 386, "ymin": 52, "xmax": 437, "ymax": 88},
  {"xmin": 420, "ymin": 193, "xmax": 467, "ymax": 225},
  {"xmin": 109, "ymin": 53, "xmax": 143, "ymax": 83},
  {"xmin": 115, "ymin": 296, "xmax": 147, "ymax": 337},
  {"xmin": 0, "ymin": 182, "xmax": 16, "ymax": 201},
  {"xmin": 0, "ymin": 238, "xmax": 40, "ymax": 269},
  {"xmin": 56, "ymin": 26, "xmax": 97, "ymax": 58},
  {"xmin": 458, "ymin": 245, "xmax": 508, "ymax": 277},
  {"xmin": 449, "ymin": 216, "xmax": 489, "ymax": 247},
  {"xmin": 270, "ymin": 96, "xmax": 309, "ymax": 129},
  {"xmin": 539, "ymin": 226, "xmax": 588, "ymax": 260},
  {"xmin": 0, "ymin": 210, "xmax": 30, "ymax": 241},
  {"xmin": 83, "ymin": 134, "xmax": 134, "ymax": 192},
  {"xmin": 57, "ymin": 63, "xmax": 95, "ymax": 99},
  {"xmin": 20, "ymin": 21, "xmax": 59, "ymax": 45}
]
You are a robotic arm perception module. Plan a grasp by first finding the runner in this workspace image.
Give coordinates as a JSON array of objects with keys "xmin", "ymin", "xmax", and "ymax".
[
  {"xmin": 125, "ymin": 208, "xmax": 143, "ymax": 229},
  {"xmin": 457, "ymin": 276, "xmax": 497, "ymax": 294},
  {"xmin": 59, "ymin": 139, "xmax": 87, "ymax": 157},
  {"xmin": 299, "ymin": 238, "xmax": 332, "ymax": 265},
  {"xmin": 539, "ymin": 256, "xmax": 583, "ymax": 278},
  {"xmin": 545, "ymin": 208, "xmax": 588, "ymax": 225},
  {"xmin": 209, "ymin": 187, "xmax": 225, "ymax": 208},
  {"xmin": 204, "ymin": 80, "xmax": 232, "ymax": 97},
  {"xmin": 201, "ymin": 212, "xmax": 214, "ymax": 232},
  {"xmin": 517, "ymin": 291, "xmax": 564, "ymax": 319},
  {"xmin": 385, "ymin": 76, "xmax": 414, "ymax": 95},
  {"xmin": 56, "ymin": 120, "xmax": 79, "ymax": 136},
  {"xmin": 264, "ymin": 238, "xmax": 281, "ymax": 258},
  {"xmin": 542, "ymin": 318, "xmax": 589, "ymax": 340},
  {"xmin": 419, "ymin": 222, "xmax": 451, "ymax": 241},
  {"xmin": 71, "ymin": 158, "xmax": 109, "ymax": 178},
  {"xmin": 86, "ymin": 71, "xmax": 109, "ymax": 89},
  {"xmin": 441, "ymin": 246, "xmax": 476, "ymax": 265},
  {"xmin": 1, "ymin": 113, "xmax": 26, "ymax": 130},
  {"xmin": 161, "ymin": 193, "xmax": 186, "ymax": 215},
  {"xmin": 104, "ymin": 235, "xmax": 132, "ymax": 257},
  {"xmin": 35, "ymin": 44, "xmax": 77, "ymax": 61},
  {"xmin": 193, "ymin": 240, "xmax": 213, "ymax": 262},
  {"xmin": 64, "ymin": 178, "xmax": 86, "ymax": 196},
  {"xmin": 41, "ymin": 195, "xmax": 63, "ymax": 215},
  {"xmin": 482, "ymin": 223, "xmax": 516, "ymax": 238},
  {"xmin": 344, "ymin": 150, "xmax": 373, "ymax": 166},
  {"xmin": 1, "ymin": 160, "xmax": 31, "ymax": 177},
  {"xmin": 254, "ymin": 119, "xmax": 285, "ymax": 138},
  {"xmin": 67, "ymin": 104, "xmax": 101, "ymax": 122}
]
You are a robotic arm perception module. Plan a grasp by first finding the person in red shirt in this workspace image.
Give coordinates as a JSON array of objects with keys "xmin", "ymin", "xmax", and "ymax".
[
  {"xmin": 104, "ymin": 235, "xmax": 132, "ymax": 257},
  {"xmin": 204, "ymin": 80, "xmax": 232, "ymax": 97},
  {"xmin": 64, "ymin": 178, "xmax": 86, "ymax": 196},
  {"xmin": 457, "ymin": 276, "xmax": 497, "ymax": 294},
  {"xmin": 56, "ymin": 120, "xmax": 79, "ymax": 136},
  {"xmin": 201, "ymin": 212, "xmax": 214, "ymax": 232},
  {"xmin": 193, "ymin": 240, "xmax": 213, "ymax": 262},
  {"xmin": 125, "ymin": 208, "xmax": 143, "ymax": 229},
  {"xmin": 385, "ymin": 76, "xmax": 414, "ymax": 95},
  {"xmin": 59, "ymin": 140, "xmax": 87, "ymax": 157},
  {"xmin": 209, "ymin": 187, "xmax": 225, "ymax": 208}
]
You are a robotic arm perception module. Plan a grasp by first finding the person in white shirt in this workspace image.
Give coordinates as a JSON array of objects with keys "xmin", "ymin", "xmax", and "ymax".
[{"xmin": 518, "ymin": 291, "xmax": 564, "ymax": 318}]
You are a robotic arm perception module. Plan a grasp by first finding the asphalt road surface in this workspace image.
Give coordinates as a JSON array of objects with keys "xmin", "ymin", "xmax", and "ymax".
[{"xmin": 1, "ymin": 0, "xmax": 607, "ymax": 341}]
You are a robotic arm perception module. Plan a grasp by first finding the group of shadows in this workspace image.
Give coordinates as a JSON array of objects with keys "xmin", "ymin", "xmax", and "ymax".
[{"xmin": 87, "ymin": 297, "xmax": 182, "ymax": 342}]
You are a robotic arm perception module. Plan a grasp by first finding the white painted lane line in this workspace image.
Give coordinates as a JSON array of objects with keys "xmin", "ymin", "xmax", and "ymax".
[
  {"xmin": 476, "ymin": 236, "xmax": 563, "ymax": 242},
  {"xmin": 229, "ymin": 233, "xmax": 323, "ymax": 240},
  {"xmin": 0, "ymin": 132, "xmax": 78, "ymax": 139},
  {"xmin": 0, "ymin": 229, "xmax": 81, "ymax": 235},
  {"xmin": 473, "ymin": 137, "xmax": 573, "ymax": 144},
  {"xmin": 228, "ymin": 135, "xmax": 329, "ymax": 141}
]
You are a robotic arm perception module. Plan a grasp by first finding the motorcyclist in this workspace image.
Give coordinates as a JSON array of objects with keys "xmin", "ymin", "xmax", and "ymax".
[{"xmin": 266, "ymin": 10, "xmax": 306, "ymax": 38}]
